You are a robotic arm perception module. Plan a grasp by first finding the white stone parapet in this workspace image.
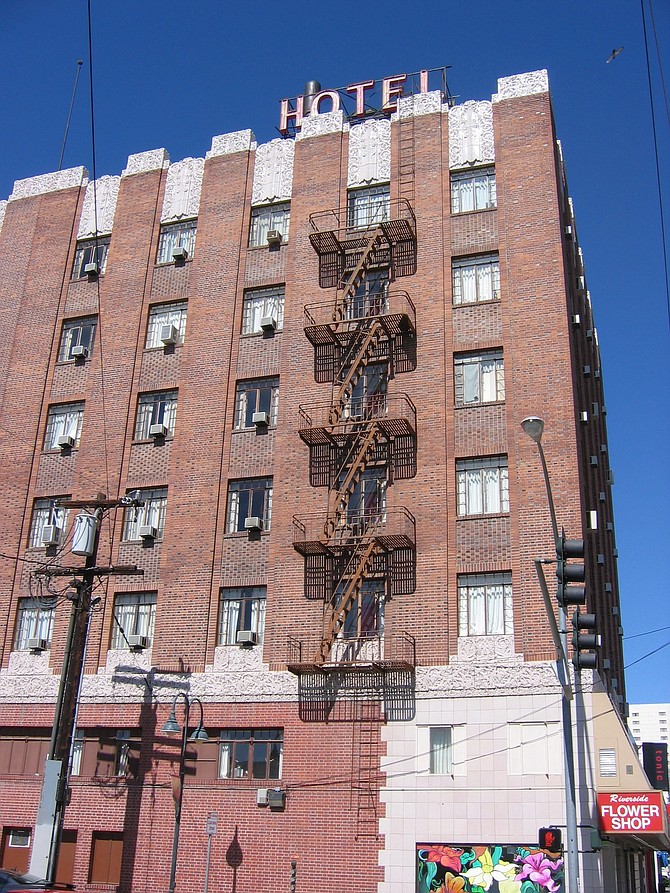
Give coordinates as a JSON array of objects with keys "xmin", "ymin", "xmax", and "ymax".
[{"xmin": 9, "ymin": 166, "xmax": 88, "ymax": 202}]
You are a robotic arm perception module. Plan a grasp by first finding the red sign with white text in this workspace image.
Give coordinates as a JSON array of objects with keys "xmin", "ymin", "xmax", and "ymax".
[{"xmin": 598, "ymin": 792, "xmax": 666, "ymax": 834}]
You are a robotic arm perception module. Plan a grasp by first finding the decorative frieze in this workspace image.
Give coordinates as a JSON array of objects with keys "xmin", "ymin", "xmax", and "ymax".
[
  {"xmin": 493, "ymin": 69, "xmax": 549, "ymax": 103},
  {"xmin": 161, "ymin": 157, "xmax": 205, "ymax": 222},
  {"xmin": 121, "ymin": 148, "xmax": 169, "ymax": 177},
  {"xmin": 252, "ymin": 139, "xmax": 295, "ymax": 205},
  {"xmin": 0, "ymin": 200, "xmax": 6, "ymax": 233},
  {"xmin": 392, "ymin": 90, "xmax": 443, "ymax": 120},
  {"xmin": 348, "ymin": 119, "xmax": 391, "ymax": 187},
  {"xmin": 207, "ymin": 129, "xmax": 257, "ymax": 159},
  {"xmin": 9, "ymin": 166, "xmax": 88, "ymax": 202},
  {"xmin": 448, "ymin": 100, "xmax": 495, "ymax": 169},
  {"xmin": 77, "ymin": 175, "xmax": 121, "ymax": 237},
  {"xmin": 296, "ymin": 110, "xmax": 346, "ymax": 140}
]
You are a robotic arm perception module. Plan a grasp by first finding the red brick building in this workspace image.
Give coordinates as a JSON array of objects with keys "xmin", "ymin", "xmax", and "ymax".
[{"xmin": 0, "ymin": 68, "xmax": 664, "ymax": 893}]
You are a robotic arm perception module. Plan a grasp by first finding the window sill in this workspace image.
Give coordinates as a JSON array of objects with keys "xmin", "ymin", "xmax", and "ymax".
[
  {"xmin": 450, "ymin": 206, "xmax": 497, "ymax": 217},
  {"xmin": 154, "ymin": 259, "xmax": 193, "ymax": 268},
  {"xmin": 240, "ymin": 330, "xmax": 283, "ymax": 338},
  {"xmin": 456, "ymin": 512, "xmax": 510, "ymax": 521},
  {"xmin": 453, "ymin": 298, "xmax": 500, "ymax": 309},
  {"xmin": 131, "ymin": 437, "xmax": 174, "ymax": 445},
  {"xmin": 120, "ymin": 537, "xmax": 164, "ymax": 545},
  {"xmin": 247, "ymin": 242, "xmax": 288, "ymax": 251},
  {"xmin": 454, "ymin": 400, "xmax": 505, "ymax": 409},
  {"xmin": 231, "ymin": 426, "xmax": 276, "ymax": 434},
  {"xmin": 224, "ymin": 529, "xmax": 271, "ymax": 538},
  {"xmin": 143, "ymin": 344, "xmax": 183, "ymax": 352}
]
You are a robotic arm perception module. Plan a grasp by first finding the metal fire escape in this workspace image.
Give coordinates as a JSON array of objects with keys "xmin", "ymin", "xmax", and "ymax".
[{"xmin": 289, "ymin": 199, "xmax": 418, "ymax": 675}]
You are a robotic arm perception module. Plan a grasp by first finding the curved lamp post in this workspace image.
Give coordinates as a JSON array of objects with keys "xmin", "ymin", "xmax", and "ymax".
[
  {"xmin": 162, "ymin": 693, "xmax": 208, "ymax": 893},
  {"xmin": 521, "ymin": 417, "xmax": 579, "ymax": 893}
]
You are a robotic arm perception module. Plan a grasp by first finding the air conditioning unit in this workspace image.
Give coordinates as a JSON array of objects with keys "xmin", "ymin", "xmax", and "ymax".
[
  {"xmin": 260, "ymin": 316, "xmax": 277, "ymax": 333},
  {"xmin": 139, "ymin": 525, "xmax": 158, "ymax": 540},
  {"xmin": 57, "ymin": 434, "xmax": 76, "ymax": 449},
  {"xmin": 27, "ymin": 637, "xmax": 49, "ymax": 652},
  {"xmin": 244, "ymin": 516, "xmax": 263, "ymax": 532},
  {"xmin": 267, "ymin": 788, "xmax": 286, "ymax": 810},
  {"xmin": 256, "ymin": 788, "xmax": 269, "ymax": 806},
  {"xmin": 41, "ymin": 525, "xmax": 62, "ymax": 546},
  {"xmin": 266, "ymin": 229, "xmax": 283, "ymax": 247},
  {"xmin": 71, "ymin": 345, "xmax": 89, "ymax": 359},
  {"xmin": 252, "ymin": 411, "xmax": 270, "ymax": 428},
  {"xmin": 172, "ymin": 245, "xmax": 188, "ymax": 262},
  {"xmin": 236, "ymin": 630, "xmax": 258, "ymax": 646},
  {"xmin": 149, "ymin": 423, "xmax": 169, "ymax": 438},
  {"xmin": 127, "ymin": 634, "xmax": 148, "ymax": 651},
  {"xmin": 579, "ymin": 411, "xmax": 588, "ymax": 423},
  {"xmin": 160, "ymin": 324, "xmax": 179, "ymax": 345},
  {"xmin": 564, "ymin": 224, "xmax": 573, "ymax": 238},
  {"xmin": 84, "ymin": 261, "xmax": 100, "ymax": 277},
  {"xmin": 571, "ymin": 314, "xmax": 581, "ymax": 326}
]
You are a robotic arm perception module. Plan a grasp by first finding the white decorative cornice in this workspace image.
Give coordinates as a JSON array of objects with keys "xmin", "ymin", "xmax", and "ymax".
[
  {"xmin": 161, "ymin": 157, "xmax": 205, "ymax": 222},
  {"xmin": 206, "ymin": 129, "xmax": 257, "ymax": 159},
  {"xmin": 122, "ymin": 148, "xmax": 169, "ymax": 177},
  {"xmin": 448, "ymin": 100, "xmax": 495, "ymax": 169},
  {"xmin": 252, "ymin": 139, "xmax": 295, "ymax": 205},
  {"xmin": 9, "ymin": 166, "xmax": 88, "ymax": 202},
  {"xmin": 0, "ymin": 200, "xmax": 6, "ymax": 234},
  {"xmin": 392, "ymin": 90, "xmax": 443, "ymax": 121},
  {"xmin": 417, "ymin": 657, "xmax": 560, "ymax": 698},
  {"xmin": 493, "ymin": 69, "xmax": 549, "ymax": 103},
  {"xmin": 77, "ymin": 175, "xmax": 121, "ymax": 237},
  {"xmin": 348, "ymin": 119, "xmax": 391, "ymax": 187},
  {"xmin": 296, "ymin": 110, "xmax": 346, "ymax": 141}
]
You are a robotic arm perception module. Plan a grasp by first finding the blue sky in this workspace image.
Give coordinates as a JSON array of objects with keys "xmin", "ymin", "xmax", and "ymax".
[{"xmin": 1, "ymin": 1, "xmax": 668, "ymax": 702}]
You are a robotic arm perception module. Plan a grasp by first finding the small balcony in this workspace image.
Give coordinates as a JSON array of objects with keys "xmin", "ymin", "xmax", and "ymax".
[
  {"xmin": 304, "ymin": 289, "xmax": 416, "ymax": 347},
  {"xmin": 287, "ymin": 631, "xmax": 416, "ymax": 675},
  {"xmin": 292, "ymin": 507, "xmax": 416, "ymax": 556}
]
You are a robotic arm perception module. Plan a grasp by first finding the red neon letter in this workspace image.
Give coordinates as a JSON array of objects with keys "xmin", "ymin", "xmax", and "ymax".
[
  {"xmin": 382, "ymin": 74, "xmax": 407, "ymax": 111},
  {"xmin": 279, "ymin": 96, "xmax": 304, "ymax": 135},
  {"xmin": 420, "ymin": 69, "xmax": 429, "ymax": 93},
  {"xmin": 347, "ymin": 80, "xmax": 375, "ymax": 117}
]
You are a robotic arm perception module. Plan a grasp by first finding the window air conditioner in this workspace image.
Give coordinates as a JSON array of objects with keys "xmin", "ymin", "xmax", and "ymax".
[
  {"xmin": 564, "ymin": 225, "xmax": 573, "ymax": 238},
  {"xmin": 571, "ymin": 314, "xmax": 581, "ymax": 326},
  {"xmin": 71, "ymin": 345, "xmax": 89, "ymax": 359},
  {"xmin": 172, "ymin": 245, "xmax": 188, "ymax": 262},
  {"xmin": 260, "ymin": 316, "xmax": 277, "ymax": 333},
  {"xmin": 160, "ymin": 324, "xmax": 178, "ymax": 346},
  {"xmin": 244, "ymin": 516, "xmax": 263, "ymax": 532},
  {"xmin": 266, "ymin": 229, "xmax": 283, "ymax": 247},
  {"xmin": 139, "ymin": 525, "xmax": 158, "ymax": 540},
  {"xmin": 149, "ymin": 423, "xmax": 169, "ymax": 438},
  {"xmin": 236, "ymin": 630, "xmax": 258, "ymax": 646},
  {"xmin": 127, "ymin": 634, "xmax": 148, "ymax": 651},
  {"xmin": 579, "ymin": 411, "xmax": 588, "ymax": 423},
  {"xmin": 252, "ymin": 411, "xmax": 270, "ymax": 428},
  {"xmin": 256, "ymin": 788, "xmax": 269, "ymax": 806},
  {"xmin": 84, "ymin": 261, "xmax": 100, "ymax": 277},
  {"xmin": 57, "ymin": 434, "xmax": 76, "ymax": 448},
  {"xmin": 267, "ymin": 789, "xmax": 286, "ymax": 809},
  {"xmin": 42, "ymin": 525, "xmax": 62, "ymax": 546},
  {"xmin": 27, "ymin": 637, "xmax": 49, "ymax": 652}
]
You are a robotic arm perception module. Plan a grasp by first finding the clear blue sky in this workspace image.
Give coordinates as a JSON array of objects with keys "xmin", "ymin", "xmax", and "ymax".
[{"xmin": 1, "ymin": 1, "xmax": 668, "ymax": 703}]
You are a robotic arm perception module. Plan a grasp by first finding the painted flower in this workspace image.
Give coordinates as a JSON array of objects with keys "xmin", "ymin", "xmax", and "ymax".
[
  {"xmin": 439, "ymin": 876, "xmax": 466, "ymax": 893},
  {"xmin": 463, "ymin": 848, "xmax": 517, "ymax": 891},
  {"xmin": 423, "ymin": 846, "xmax": 465, "ymax": 873},
  {"xmin": 516, "ymin": 851, "xmax": 564, "ymax": 892}
]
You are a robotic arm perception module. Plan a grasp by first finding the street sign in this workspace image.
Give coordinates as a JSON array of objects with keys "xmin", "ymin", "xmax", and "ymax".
[{"xmin": 205, "ymin": 812, "xmax": 218, "ymax": 836}]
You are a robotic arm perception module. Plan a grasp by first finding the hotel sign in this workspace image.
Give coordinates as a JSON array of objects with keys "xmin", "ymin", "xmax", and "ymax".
[{"xmin": 597, "ymin": 792, "xmax": 666, "ymax": 834}]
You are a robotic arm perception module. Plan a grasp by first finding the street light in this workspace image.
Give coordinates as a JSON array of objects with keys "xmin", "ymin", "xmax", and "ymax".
[
  {"xmin": 521, "ymin": 416, "xmax": 579, "ymax": 893},
  {"xmin": 162, "ymin": 693, "xmax": 209, "ymax": 893}
]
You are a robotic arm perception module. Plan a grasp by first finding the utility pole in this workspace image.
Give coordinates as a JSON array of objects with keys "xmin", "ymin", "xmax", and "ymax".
[{"xmin": 29, "ymin": 494, "xmax": 144, "ymax": 883}]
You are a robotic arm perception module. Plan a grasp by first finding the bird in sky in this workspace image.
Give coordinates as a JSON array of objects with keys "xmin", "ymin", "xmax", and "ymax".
[{"xmin": 606, "ymin": 47, "xmax": 624, "ymax": 63}]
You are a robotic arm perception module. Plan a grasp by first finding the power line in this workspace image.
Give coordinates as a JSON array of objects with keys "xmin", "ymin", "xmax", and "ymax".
[{"xmin": 624, "ymin": 639, "xmax": 670, "ymax": 670}]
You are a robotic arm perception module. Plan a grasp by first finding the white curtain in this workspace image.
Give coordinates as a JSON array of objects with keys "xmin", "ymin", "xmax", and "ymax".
[{"xmin": 429, "ymin": 727, "xmax": 452, "ymax": 774}]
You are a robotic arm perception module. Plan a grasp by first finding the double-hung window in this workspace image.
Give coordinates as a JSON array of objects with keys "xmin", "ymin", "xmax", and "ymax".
[
  {"xmin": 249, "ymin": 203, "xmax": 290, "ymax": 247},
  {"xmin": 450, "ymin": 167, "xmax": 497, "ymax": 213},
  {"xmin": 29, "ymin": 498, "xmax": 68, "ymax": 548},
  {"xmin": 121, "ymin": 488, "xmax": 167, "ymax": 541},
  {"xmin": 218, "ymin": 729, "xmax": 283, "ymax": 780},
  {"xmin": 71, "ymin": 237, "xmax": 110, "ymax": 279},
  {"xmin": 110, "ymin": 591, "xmax": 157, "ymax": 648},
  {"xmin": 345, "ymin": 270, "xmax": 389, "ymax": 320},
  {"xmin": 146, "ymin": 302, "xmax": 187, "ymax": 349},
  {"xmin": 58, "ymin": 316, "xmax": 97, "ymax": 362},
  {"xmin": 135, "ymin": 391, "xmax": 177, "ymax": 439},
  {"xmin": 234, "ymin": 379, "xmax": 279, "ymax": 430},
  {"xmin": 242, "ymin": 286, "xmax": 284, "ymax": 334},
  {"xmin": 347, "ymin": 184, "xmax": 390, "ymax": 229},
  {"xmin": 457, "ymin": 456, "xmax": 509, "ymax": 516},
  {"xmin": 342, "ymin": 580, "xmax": 384, "ymax": 640},
  {"xmin": 218, "ymin": 587, "xmax": 266, "ymax": 645},
  {"xmin": 226, "ymin": 478, "xmax": 273, "ymax": 532},
  {"xmin": 454, "ymin": 350, "xmax": 505, "ymax": 405},
  {"xmin": 156, "ymin": 219, "xmax": 197, "ymax": 264},
  {"xmin": 458, "ymin": 572, "xmax": 513, "ymax": 637},
  {"xmin": 14, "ymin": 597, "xmax": 56, "ymax": 650},
  {"xmin": 44, "ymin": 403, "xmax": 84, "ymax": 450},
  {"xmin": 452, "ymin": 254, "xmax": 500, "ymax": 305}
]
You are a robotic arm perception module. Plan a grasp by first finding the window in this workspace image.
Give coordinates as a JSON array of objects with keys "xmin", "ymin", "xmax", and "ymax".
[
  {"xmin": 156, "ymin": 219, "xmax": 197, "ymax": 264},
  {"xmin": 457, "ymin": 456, "xmax": 509, "ymax": 516},
  {"xmin": 343, "ymin": 364, "xmax": 388, "ymax": 421},
  {"xmin": 249, "ymin": 202, "xmax": 291, "ymax": 247},
  {"xmin": 452, "ymin": 254, "xmax": 500, "ymax": 305},
  {"xmin": 599, "ymin": 748, "xmax": 617, "ymax": 777},
  {"xmin": 458, "ymin": 572, "xmax": 513, "ymax": 636},
  {"xmin": 219, "ymin": 729, "xmax": 283, "ymax": 780},
  {"xmin": 234, "ymin": 378, "xmax": 279, "ymax": 430},
  {"xmin": 344, "ymin": 469, "xmax": 386, "ymax": 524},
  {"xmin": 28, "ymin": 498, "xmax": 68, "ymax": 548},
  {"xmin": 218, "ymin": 587, "xmax": 266, "ymax": 645},
  {"xmin": 454, "ymin": 349, "xmax": 505, "ymax": 405},
  {"xmin": 343, "ymin": 580, "xmax": 384, "ymax": 640},
  {"xmin": 450, "ymin": 167, "xmax": 497, "ymax": 213},
  {"xmin": 226, "ymin": 478, "xmax": 273, "ymax": 532},
  {"xmin": 121, "ymin": 489, "xmax": 167, "ymax": 541},
  {"xmin": 429, "ymin": 727, "xmax": 452, "ymax": 774},
  {"xmin": 242, "ymin": 286, "xmax": 285, "ymax": 334},
  {"xmin": 347, "ymin": 184, "xmax": 390, "ymax": 229},
  {"xmin": 508, "ymin": 722, "xmax": 561, "ymax": 775},
  {"xmin": 58, "ymin": 316, "xmax": 97, "ymax": 362},
  {"xmin": 69, "ymin": 729, "xmax": 84, "ymax": 776},
  {"xmin": 89, "ymin": 832, "xmax": 123, "ymax": 885},
  {"xmin": 114, "ymin": 730, "xmax": 131, "ymax": 775},
  {"xmin": 44, "ymin": 403, "xmax": 84, "ymax": 450},
  {"xmin": 110, "ymin": 591, "xmax": 157, "ymax": 648},
  {"xmin": 135, "ymin": 391, "xmax": 177, "ymax": 439},
  {"xmin": 145, "ymin": 301, "xmax": 187, "ymax": 349},
  {"xmin": 14, "ymin": 597, "xmax": 56, "ymax": 650},
  {"xmin": 71, "ymin": 237, "xmax": 110, "ymax": 279},
  {"xmin": 344, "ymin": 270, "xmax": 389, "ymax": 320}
]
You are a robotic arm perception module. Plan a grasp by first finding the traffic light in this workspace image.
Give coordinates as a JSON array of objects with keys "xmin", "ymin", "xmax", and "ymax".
[
  {"xmin": 571, "ymin": 610, "xmax": 599, "ymax": 670},
  {"xmin": 539, "ymin": 827, "xmax": 563, "ymax": 852},
  {"xmin": 556, "ymin": 530, "xmax": 585, "ymax": 607}
]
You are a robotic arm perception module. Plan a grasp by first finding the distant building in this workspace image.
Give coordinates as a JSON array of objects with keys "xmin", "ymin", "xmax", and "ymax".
[{"xmin": 629, "ymin": 703, "xmax": 670, "ymax": 749}]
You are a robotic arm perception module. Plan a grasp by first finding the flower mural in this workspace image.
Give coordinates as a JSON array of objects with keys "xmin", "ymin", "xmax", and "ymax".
[{"xmin": 417, "ymin": 843, "xmax": 564, "ymax": 893}]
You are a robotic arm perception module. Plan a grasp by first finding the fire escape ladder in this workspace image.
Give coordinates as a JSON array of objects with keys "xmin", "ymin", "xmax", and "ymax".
[
  {"xmin": 335, "ymin": 230, "xmax": 385, "ymax": 301},
  {"xmin": 327, "ymin": 424, "xmax": 384, "ymax": 517},
  {"xmin": 398, "ymin": 113, "xmax": 416, "ymax": 205},
  {"xmin": 352, "ymin": 715, "xmax": 380, "ymax": 840},
  {"xmin": 328, "ymin": 322, "xmax": 384, "ymax": 425}
]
